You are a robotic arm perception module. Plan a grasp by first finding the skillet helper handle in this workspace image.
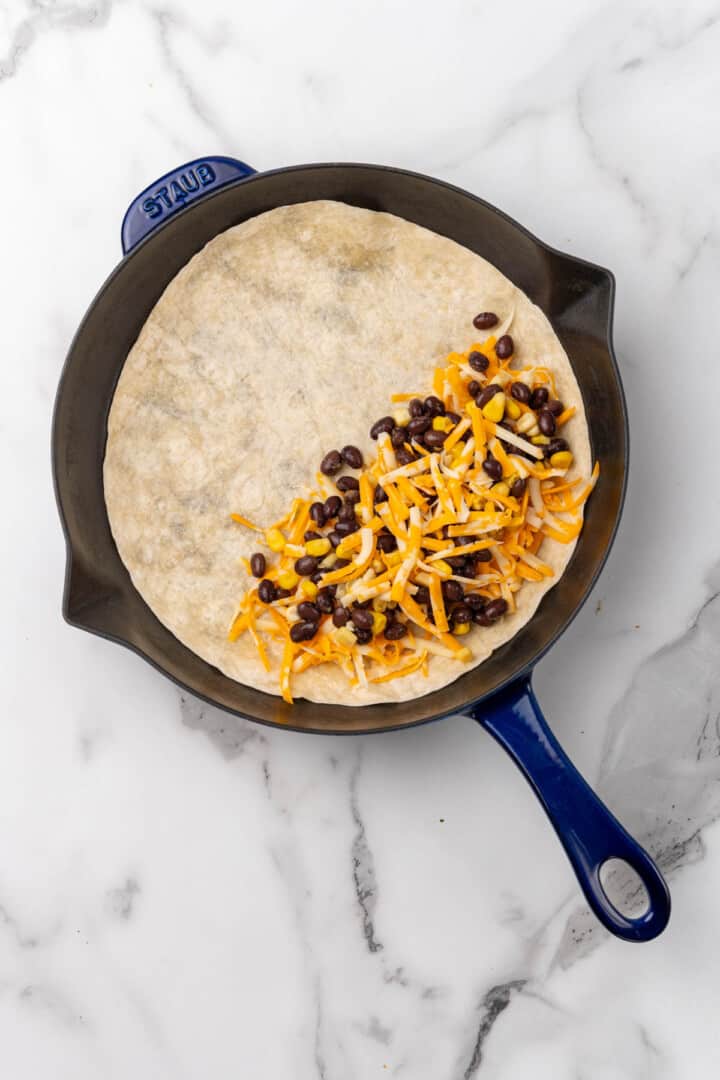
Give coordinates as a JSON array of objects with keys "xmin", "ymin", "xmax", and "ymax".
[
  {"xmin": 467, "ymin": 676, "xmax": 670, "ymax": 942},
  {"xmin": 120, "ymin": 155, "xmax": 256, "ymax": 254}
]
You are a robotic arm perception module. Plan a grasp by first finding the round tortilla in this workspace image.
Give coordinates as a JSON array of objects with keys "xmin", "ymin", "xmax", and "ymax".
[{"xmin": 104, "ymin": 201, "xmax": 591, "ymax": 705}]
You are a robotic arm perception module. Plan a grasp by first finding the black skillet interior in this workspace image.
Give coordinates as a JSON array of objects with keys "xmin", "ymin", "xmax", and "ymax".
[{"xmin": 53, "ymin": 164, "xmax": 627, "ymax": 734}]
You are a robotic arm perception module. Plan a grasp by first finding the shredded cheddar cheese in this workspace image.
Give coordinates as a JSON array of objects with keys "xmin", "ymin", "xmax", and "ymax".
[{"xmin": 227, "ymin": 331, "xmax": 598, "ymax": 702}]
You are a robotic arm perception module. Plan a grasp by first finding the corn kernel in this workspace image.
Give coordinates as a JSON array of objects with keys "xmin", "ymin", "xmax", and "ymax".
[
  {"xmin": 531, "ymin": 434, "xmax": 550, "ymax": 446},
  {"xmin": 550, "ymin": 450, "xmax": 574, "ymax": 470},
  {"xmin": 482, "ymin": 391, "xmax": 506, "ymax": 422},
  {"xmin": 277, "ymin": 569, "xmax": 299, "ymax": 590},
  {"xmin": 306, "ymin": 537, "xmax": 331, "ymax": 557},
  {"xmin": 516, "ymin": 412, "xmax": 536, "ymax": 435},
  {"xmin": 333, "ymin": 627, "xmax": 357, "ymax": 648},
  {"xmin": 393, "ymin": 408, "xmax": 410, "ymax": 427},
  {"xmin": 372, "ymin": 597, "xmax": 388, "ymax": 612},
  {"xmin": 432, "ymin": 415, "xmax": 453, "ymax": 432},
  {"xmin": 493, "ymin": 481, "xmax": 510, "ymax": 497},
  {"xmin": 505, "ymin": 399, "xmax": 521, "ymax": 420},
  {"xmin": 386, "ymin": 550, "xmax": 402, "ymax": 566},
  {"xmin": 265, "ymin": 527, "xmax": 286, "ymax": 553},
  {"xmin": 300, "ymin": 579, "xmax": 318, "ymax": 599},
  {"xmin": 372, "ymin": 558, "xmax": 385, "ymax": 573},
  {"xmin": 336, "ymin": 539, "xmax": 353, "ymax": 558},
  {"xmin": 319, "ymin": 553, "xmax": 336, "ymax": 569},
  {"xmin": 450, "ymin": 446, "xmax": 464, "ymax": 465},
  {"xmin": 433, "ymin": 559, "xmax": 452, "ymax": 577},
  {"xmin": 453, "ymin": 621, "xmax": 471, "ymax": 636},
  {"xmin": 371, "ymin": 612, "xmax": 388, "ymax": 636}
]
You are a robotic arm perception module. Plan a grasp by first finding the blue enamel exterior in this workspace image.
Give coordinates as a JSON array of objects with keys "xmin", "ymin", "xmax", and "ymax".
[
  {"xmin": 469, "ymin": 678, "xmax": 671, "ymax": 941},
  {"xmin": 120, "ymin": 156, "xmax": 256, "ymax": 254},
  {"xmin": 112, "ymin": 157, "xmax": 670, "ymax": 942}
]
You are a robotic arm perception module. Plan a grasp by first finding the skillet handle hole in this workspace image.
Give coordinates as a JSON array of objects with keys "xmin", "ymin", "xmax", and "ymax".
[{"xmin": 599, "ymin": 857, "xmax": 651, "ymax": 918}]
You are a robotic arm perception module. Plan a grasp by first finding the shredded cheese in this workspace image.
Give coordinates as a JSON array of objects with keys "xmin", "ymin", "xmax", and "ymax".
[{"xmin": 227, "ymin": 335, "xmax": 598, "ymax": 702}]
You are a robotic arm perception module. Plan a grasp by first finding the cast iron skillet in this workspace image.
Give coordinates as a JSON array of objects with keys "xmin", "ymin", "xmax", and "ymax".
[{"xmin": 53, "ymin": 156, "xmax": 670, "ymax": 941}]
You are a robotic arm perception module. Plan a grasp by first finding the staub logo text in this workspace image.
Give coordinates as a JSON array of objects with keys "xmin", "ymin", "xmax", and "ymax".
[{"xmin": 141, "ymin": 163, "xmax": 217, "ymax": 219}]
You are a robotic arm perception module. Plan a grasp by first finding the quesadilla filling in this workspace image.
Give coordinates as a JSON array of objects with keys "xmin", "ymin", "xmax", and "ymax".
[{"xmin": 228, "ymin": 317, "xmax": 598, "ymax": 703}]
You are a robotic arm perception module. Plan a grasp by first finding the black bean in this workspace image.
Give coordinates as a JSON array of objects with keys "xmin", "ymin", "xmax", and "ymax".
[
  {"xmin": 452, "ymin": 603, "xmax": 473, "ymax": 626},
  {"xmin": 384, "ymin": 621, "xmax": 408, "ymax": 640},
  {"xmin": 374, "ymin": 484, "xmax": 388, "ymax": 504},
  {"xmin": 354, "ymin": 599, "xmax": 373, "ymax": 609},
  {"xmin": 304, "ymin": 530, "xmax": 322, "ymax": 543},
  {"xmin": 546, "ymin": 399, "xmax": 564, "ymax": 417},
  {"xmin": 344, "ymin": 490, "xmax": 361, "ymax": 506},
  {"xmin": 474, "ymin": 549, "xmax": 493, "ymax": 564},
  {"xmin": 545, "ymin": 437, "xmax": 569, "ymax": 458},
  {"xmin": 258, "ymin": 579, "xmax": 276, "ymax": 604},
  {"xmin": 297, "ymin": 602, "xmax": 321, "ymax": 623},
  {"xmin": 529, "ymin": 386, "xmax": 549, "ymax": 410},
  {"xmin": 473, "ymin": 312, "xmax": 499, "ymax": 330},
  {"xmin": 336, "ymin": 475, "xmax": 359, "ymax": 492},
  {"xmin": 334, "ymin": 558, "xmax": 350, "ymax": 569},
  {"xmin": 334, "ymin": 520, "xmax": 359, "ymax": 536},
  {"xmin": 350, "ymin": 607, "xmax": 374, "ymax": 631},
  {"xmin": 472, "ymin": 606, "xmax": 493, "ymax": 626},
  {"xmin": 445, "ymin": 411, "xmax": 461, "ymax": 426},
  {"xmin": 510, "ymin": 477, "xmax": 527, "ymax": 499},
  {"xmin": 275, "ymin": 587, "xmax": 293, "ymax": 600},
  {"xmin": 354, "ymin": 627, "xmax": 373, "ymax": 645},
  {"xmin": 468, "ymin": 380, "xmax": 481, "ymax": 398},
  {"xmin": 485, "ymin": 598, "xmax": 508, "ymax": 621},
  {"xmin": 320, "ymin": 449, "xmax": 342, "ymax": 476},
  {"xmin": 332, "ymin": 606, "xmax": 349, "ymax": 627},
  {"xmin": 338, "ymin": 500, "xmax": 358, "ymax": 521},
  {"xmin": 250, "ymin": 552, "xmax": 266, "ymax": 578},
  {"xmin": 465, "ymin": 594, "xmax": 486, "ymax": 610},
  {"xmin": 341, "ymin": 444, "xmax": 364, "ymax": 469},
  {"xmin": 409, "ymin": 398, "xmax": 426, "ymax": 418},
  {"xmin": 424, "ymin": 429, "xmax": 448, "ymax": 448},
  {"xmin": 538, "ymin": 409, "xmax": 556, "ymax": 436},
  {"xmin": 510, "ymin": 381, "xmax": 531, "ymax": 404},
  {"xmin": 323, "ymin": 495, "xmax": 342, "ymax": 519},
  {"xmin": 309, "ymin": 501, "xmax": 326, "ymax": 527},
  {"xmin": 392, "ymin": 426, "xmax": 408, "ymax": 449},
  {"xmin": 469, "ymin": 351, "xmax": 490, "ymax": 373},
  {"xmin": 408, "ymin": 415, "xmax": 431, "ymax": 436},
  {"xmin": 376, "ymin": 532, "xmax": 397, "ymax": 554},
  {"xmin": 327, "ymin": 530, "xmax": 343, "ymax": 548},
  {"xmin": 414, "ymin": 585, "xmax": 430, "ymax": 606},
  {"xmin": 482, "ymin": 455, "xmax": 503, "ymax": 481},
  {"xmin": 316, "ymin": 588, "xmax": 335, "ymax": 613},
  {"xmin": 442, "ymin": 580, "xmax": 464, "ymax": 603},
  {"xmin": 370, "ymin": 416, "xmax": 395, "ymax": 439},
  {"xmin": 424, "ymin": 395, "xmax": 445, "ymax": 416},
  {"xmin": 295, "ymin": 555, "xmax": 319, "ymax": 576},
  {"xmin": 310, "ymin": 570, "xmax": 324, "ymax": 584},
  {"xmin": 447, "ymin": 555, "xmax": 467, "ymax": 569},
  {"xmin": 476, "ymin": 383, "xmax": 502, "ymax": 408},
  {"xmin": 290, "ymin": 621, "xmax": 318, "ymax": 643},
  {"xmin": 495, "ymin": 334, "xmax": 514, "ymax": 360},
  {"xmin": 395, "ymin": 447, "xmax": 416, "ymax": 466}
]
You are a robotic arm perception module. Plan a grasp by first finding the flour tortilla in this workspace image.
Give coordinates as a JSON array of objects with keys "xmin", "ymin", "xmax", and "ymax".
[{"xmin": 104, "ymin": 201, "xmax": 591, "ymax": 705}]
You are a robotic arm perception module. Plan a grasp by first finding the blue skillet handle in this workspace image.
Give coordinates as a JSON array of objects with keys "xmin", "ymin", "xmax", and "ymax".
[
  {"xmin": 467, "ymin": 676, "xmax": 670, "ymax": 942},
  {"xmin": 121, "ymin": 156, "xmax": 257, "ymax": 255}
]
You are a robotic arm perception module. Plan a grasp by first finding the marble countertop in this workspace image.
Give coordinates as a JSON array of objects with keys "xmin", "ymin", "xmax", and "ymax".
[{"xmin": 3, "ymin": 0, "xmax": 720, "ymax": 1075}]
